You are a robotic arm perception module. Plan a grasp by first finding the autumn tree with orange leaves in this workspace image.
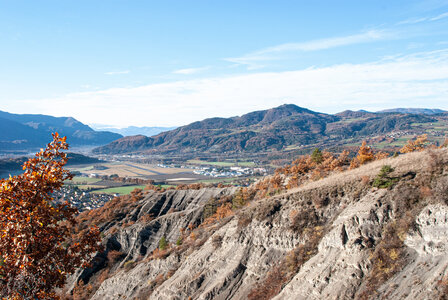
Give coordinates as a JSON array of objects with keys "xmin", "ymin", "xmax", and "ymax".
[
  {"xmin": 0, "ymin": 133, "xmax": 102, "ymax": 299},
  {"xmin": 400, "ymin": 134, "xmax": 428, "ymax": 153},
  {"xmin": 350, "ymin": 141, "xmax": 375, "ymax": 168}
]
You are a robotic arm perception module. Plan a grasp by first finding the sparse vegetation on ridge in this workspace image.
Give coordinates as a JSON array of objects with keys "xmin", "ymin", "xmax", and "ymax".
[{"xmin": 61, "ymin": 135, "xmax": 448, "ymax": 299}]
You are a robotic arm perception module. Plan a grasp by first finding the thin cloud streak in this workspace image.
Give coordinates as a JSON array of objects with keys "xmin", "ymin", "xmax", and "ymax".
[
  {"xmin": 398, "ymin": 11, "xmax": 448, "ymax": 24},
  {"xmin": 225, "ymin": 30, "xmax": 391, "ymax": 68},
  {"xmin": 172, "ymin": 67, "xmax": 210, "ymax": 75},
  {"xmin": 9, "ymin": 49, "xmax": 448, "ymax": 127},
  {"xmin": 104, "ymin": 70, "xmax": 130, "ymax": 75},
  {"xmin": 430, "ymin": 11, "xmax": 448, "ymax": 20}
]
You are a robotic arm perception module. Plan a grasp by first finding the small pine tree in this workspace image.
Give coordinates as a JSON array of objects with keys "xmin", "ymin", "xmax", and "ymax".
[
  {"xmin": 232, "ymin": 188, "xmax": 246, "ymax": 209},
  {"xmin": 203, "ymin": 197, "xmax": 218, "ymax": 220},
  {"xmin": 159, "ymin": 236, "xmax": 167, "ymax": 250},
  {"xmin": 311, "ymin": 148, "xmax": 323, "ymax": 164},
  {"xmin": 372, "ymin": 165, "xmax": 398, "ymax": 188}
]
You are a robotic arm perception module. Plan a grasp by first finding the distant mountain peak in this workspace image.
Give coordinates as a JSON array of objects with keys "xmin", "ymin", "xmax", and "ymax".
[
  {"xmin": 268, "ymin": 103, "xmax": 315, "ymax": 114},
  {"xmin": 377, "ymin": 108, "xmax": 446, "ymax": 115},
  {"xmin": 335, "ymin": 110, "xmax": 374, "ymax": 118},
  {"xmin": 89, "ymin": 125, "xmax": 177, "ymax": 137}
]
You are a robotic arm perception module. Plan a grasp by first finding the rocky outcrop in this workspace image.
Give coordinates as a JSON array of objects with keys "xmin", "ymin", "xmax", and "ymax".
[{"xmin": 69, "ymin": 149, "xmax": 448, "ymax": 299}]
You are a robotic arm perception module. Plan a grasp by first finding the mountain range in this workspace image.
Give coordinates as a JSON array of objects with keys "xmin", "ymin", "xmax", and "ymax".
[
  {"xmin": 377, "ymin": 108, "xmax": 447, "ymax": 115},
  {"xmin": 0, "ymin": 111, "xmax": 122, "ymax": 151},
  {"xmin": 90, "ymin": 125, "xmax": 176, "ymax": 137},
  {"xmin": 93, "ymin": 104, "xmax": 444, "ymax": 155},
  {"xmin": 2, "ymin": 105, "xmax": 446, "ymax": 156}
]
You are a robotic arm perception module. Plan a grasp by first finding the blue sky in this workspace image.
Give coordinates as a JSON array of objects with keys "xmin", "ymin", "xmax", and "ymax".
[{"xmin": 1, "ymin": 0, "xmax": 448, "ymax": 127}]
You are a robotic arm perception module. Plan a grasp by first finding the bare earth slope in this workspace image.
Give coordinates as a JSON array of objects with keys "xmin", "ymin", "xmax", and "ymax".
[{"xmin": 69, "ymin": 148, "xmax": 448, "ymax": 299}]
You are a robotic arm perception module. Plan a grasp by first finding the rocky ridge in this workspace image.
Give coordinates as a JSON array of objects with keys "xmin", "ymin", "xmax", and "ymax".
[{"xmin": 68, "ymin": 148, "xmax": 448, "ymax": 299}]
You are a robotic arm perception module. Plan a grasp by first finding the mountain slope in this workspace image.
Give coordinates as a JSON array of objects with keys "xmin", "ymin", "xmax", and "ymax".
[
  {"xmin": 0, "ymin": 111, "xmax": 122, "ymax": 150},
  {"xmin": 66, "ymin": 148, "xmax": 448, "ymax": 299},
  {"xmin": 93, "ymin": 104, "xmax": 339, "ymax": 154},
  {"xmin": 93, "ymin": 104, "xmax": 437, "ymax": 155}
]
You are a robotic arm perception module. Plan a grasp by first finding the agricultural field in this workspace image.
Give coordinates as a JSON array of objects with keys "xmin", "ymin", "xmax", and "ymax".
[
  {"xmin": 187, "ymin": 159, "xmax": 255, "ymax": 167},
  {"xmin": 91, "ymin": 185, "xmax": 146, "ymax": 195},
  {"xmin": 68, "ymin": 162, "xmax": 195, "ymax": 178},
  {"xmin": 65, "ymin": 176, "xmax": 147, "ymax": 195},
  {"xmin": 69, "ymin": 176, "xmax": 102, "ymax": 184}
]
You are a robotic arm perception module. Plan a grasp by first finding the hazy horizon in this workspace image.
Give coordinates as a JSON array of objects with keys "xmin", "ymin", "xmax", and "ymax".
[{"xmin": 1, "ymin": 0, "xmax": 448, "ymax": 127}]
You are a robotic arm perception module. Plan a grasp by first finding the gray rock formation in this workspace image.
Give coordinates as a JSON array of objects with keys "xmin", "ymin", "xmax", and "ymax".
[{"xmin": 68, "ymin": 149, "xmax": 448, "ymax": 300}]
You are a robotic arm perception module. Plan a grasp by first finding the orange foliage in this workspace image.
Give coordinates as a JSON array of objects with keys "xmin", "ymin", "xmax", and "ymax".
[
  {"xmin": 247, "ymin": 266, "xmax": 286, "ymax": 300},
  {"xmin": 107, "ymin": 250, "xmax": 124, "ymax": 263},
  {"xmin": 400, "ymin": 134, "xmax": 428, "ymax": 153},
  {"xmin": 72, "ymin": 280, "xmax": 94, "ymax": 300},
  {"xmin": 76, "ymin": 189, "xmax": 145, "ymax": 231},
  {"xmin": 350, "ymin": 141, "xmax": 374, "ymax": 168},
  {"xmin": 0, "ymin": 133, "xmax": 101, "ymax": 299},
  {"xmin": 202, "ymin": 203, "xmax": 234, "ymax": 226},
  {"xmin": 440, "ymin": 138, "xmax": 448, "ymax": 148},
  {"xmin": 278, "ymin": 150, "xmax": 351, "ymax": 189},
  {"xmin": 374, "ymin": 151, "xmax": 390, "ymax": 160},
  {"xmin": 176, "ymin": 183, "xmax": 205, "ymax": 190},
  {"xmin": 139, "ymin": 213, "xmax": 154, "ymax": 223},
  {"xmin": 151, "ymin": 247, "xmax": 170, "ymax": 260}
]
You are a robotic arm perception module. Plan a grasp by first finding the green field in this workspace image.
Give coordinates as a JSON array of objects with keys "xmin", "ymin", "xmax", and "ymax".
[
  {"xmin": 160, "ymin": 184, "xmax": 175, "ymax": 188},
  {"xmin": 197, "ymin": 178, "xmax": 237, "ymax": 184},
  {"xmin": 69, "ymin": 166, "xmax": 94, "ymax": 172},
  {"xmin": 66, "ymin": 176, "xmax": 102, "ymax": 184},
  {"xmin": 187, "ymin": 160, "xmax": 255, "ymax": 167},
  {"xmin": 91, "ymin": 185, "xmax": 146, "ymax": 195},
  {"xmin": 76, "ymin": 184, "xmax": 104, "ymax": 190}
]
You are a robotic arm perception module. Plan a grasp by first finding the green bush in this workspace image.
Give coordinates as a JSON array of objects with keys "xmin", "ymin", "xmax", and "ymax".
[
  {"xmin": 123, "ymin": 260, "xmax": 135, "ymax": 270},
  {"xmin": 232, "ymin": 188, "xmax": 246, "ymax": 209},
  {"xmin": 159, "ymin": 236, "xmax": 167, "ymax": 250},
  {"xmin": 372, "ymin": 165, "xmax": 398, "ymax": 188},
  {"xmin": 202, "ymin": 197, "xmax": 218, "ymax": 220},
  {"xmin": 311, "ymin": 148, "xmax": 323, "ymax": 164}
]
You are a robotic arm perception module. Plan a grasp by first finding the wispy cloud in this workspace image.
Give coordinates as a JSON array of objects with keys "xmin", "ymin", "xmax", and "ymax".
[
  {"xmin": 172, "ymin": 66, "xmax": 209, "ymax": 75},
  {"xmin": 225, "ymin": 30, "xmax": 391, "ymax": 69},
  {"xmin": 104, "ymin": 70, "xmax": 130, "ymax": 75},
  {"xmin": 430, "ymin": 11, "xmax": 448, "ymax": 20},
  {"xmin": 398, "ymin": 11, "xmax": 448, "ymax": 24},
  {"xmin": 398, "ymin": 17, "xmax": 429, "ymax": 25},
  {"xmin": 9, "ymin": 49, "xmax": 448, "ymax": 127}
]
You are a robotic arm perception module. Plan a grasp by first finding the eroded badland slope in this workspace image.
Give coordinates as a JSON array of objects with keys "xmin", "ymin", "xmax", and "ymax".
[{"xmin": 67, "ymin": 149, "xmax": 448, "ymax": 300}]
